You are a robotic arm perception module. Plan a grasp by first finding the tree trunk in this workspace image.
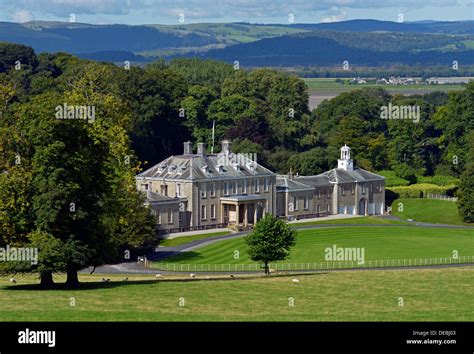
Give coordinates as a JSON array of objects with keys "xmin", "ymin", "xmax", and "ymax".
[
  {"xmin": 65, "ymin": 269, "xmax": 80, "ymax": 288},
  {"xmin": 39, "ymin": 271, "xmax": 54, "ymax": 289},
  {"xmin": 264, "ymin": 261, "xmax": 269, "ymax": 276}
]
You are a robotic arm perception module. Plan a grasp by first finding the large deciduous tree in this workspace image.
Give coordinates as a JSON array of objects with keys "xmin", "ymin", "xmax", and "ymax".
[
  {"xmin": 245, "ymin": 214, "xmax": 297, "ymax": 275},
  {"xmin": 0, "ymin": 63, "xmax": 156, "ymax": 288},
  {"xmin": 457, "ymin": 131, "xmax": 474, "ymax": 223}
]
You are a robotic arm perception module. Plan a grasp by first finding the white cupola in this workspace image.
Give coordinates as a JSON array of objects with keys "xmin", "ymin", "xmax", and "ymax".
[{"xmin": 338, "ymin": 144, "xmax": 353, "ymax": 171}]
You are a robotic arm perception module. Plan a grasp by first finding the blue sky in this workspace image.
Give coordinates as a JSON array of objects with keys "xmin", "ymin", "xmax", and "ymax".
[{"xmin": 0, "ymin": 0, "xmax": 472, "ymax": 25}]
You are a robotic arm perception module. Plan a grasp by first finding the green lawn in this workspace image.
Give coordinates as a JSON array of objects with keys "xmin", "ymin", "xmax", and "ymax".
[
  {"xmin": 155, "ymin": 226, "xmax": 474, "ymax": 265},
  {"xmin": 392, "ymin": 198, "xmax": 469, "ymax": 225},
  {"xmin": 1, "ymin": 268, "xmax": 472, "ymax": 321},
  {"xmin": 159, "ymin": 231, "xmax": 231, "ymax": 247},
  {"xmin": 292, "ymin": 216, "xmax": 409, "ymax": 227}
]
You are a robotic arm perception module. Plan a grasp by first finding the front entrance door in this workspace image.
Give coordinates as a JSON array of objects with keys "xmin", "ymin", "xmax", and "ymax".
[
  {"xmin": 228, "ymin": 204, "xmax": 237, "ymax": 223},
  {"xmin": 239, "ymin": 204, "xmax": 245, "ymax": 224},
  {"xmin": 358, "ymin": 199, "xmax": 366, "ymax": 215}
]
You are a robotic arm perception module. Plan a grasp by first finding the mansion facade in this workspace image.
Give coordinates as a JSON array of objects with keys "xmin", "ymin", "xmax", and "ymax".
[{"xmin": 136, "ymin": 141, "xmax": 385, "ymax": 233}]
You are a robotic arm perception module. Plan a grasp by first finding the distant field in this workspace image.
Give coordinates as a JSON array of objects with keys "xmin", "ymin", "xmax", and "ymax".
[
  {"xmin": 155, "ymin": 226, "xmax": 474, "ymax": 265},
  {"xmin": 392, "ymin": 198, "xmax": 469, "ymax": 226},
  {"xmin": 304, "ymin": 78, "xmax": 466, "ymax": 92},
  {"xmin": 1, "ymin": 268, "xmax": 472, "ymax": 321}
]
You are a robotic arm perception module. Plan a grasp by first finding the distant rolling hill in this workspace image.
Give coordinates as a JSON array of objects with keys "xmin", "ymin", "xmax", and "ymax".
[
  {"xmin": 193, "ymin": 31, "xmax": 474, "ymax": 67},
  {"xmin": 278, "ymin": 19, "xmax": 474, "ymax": 35},
  {"xmin": 1, "ymin": 19, "xmax": 474, "ymax": 67},
  {"xmin": 0, "ymin": 21, "xmax": 217, "ymax": 54}
]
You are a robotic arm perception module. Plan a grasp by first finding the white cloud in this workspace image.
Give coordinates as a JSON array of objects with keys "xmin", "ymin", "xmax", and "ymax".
[
  {"xmin": 0, "ymin": 0, "xmax": 469, "ymax": 22},
  {"xmin": 10, "ymin": 10, "xmax": 34, "ymax": 23},
  {"xmin": 321, "ymin": 8, "xmax": 347, "ymax": 23}
]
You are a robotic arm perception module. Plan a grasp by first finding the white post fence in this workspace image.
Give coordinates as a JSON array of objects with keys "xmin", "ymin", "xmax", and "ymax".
[
  {"xmin": 425, "ymin": 193, "xmax": 457, "ymax": 202},
  {"xmin": 149, "ymin": 255, "xmax": 474, "ymax": 272}
]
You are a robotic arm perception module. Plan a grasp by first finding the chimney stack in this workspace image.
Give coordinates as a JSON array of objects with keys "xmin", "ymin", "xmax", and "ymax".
[
  {"xmin": 197, "ymin": 142, "xmax": 206, "ymax": 156},
  {"xmin": 183, "ymin": 141, "xmax": 192, "ymax": 155},
  {"xmin": 221, "ymin": 140, "xmax": 231, "ymax": 154},
  {"xmin": 288, "ymin": 168, "xmax": 294, "ymax": 180}
]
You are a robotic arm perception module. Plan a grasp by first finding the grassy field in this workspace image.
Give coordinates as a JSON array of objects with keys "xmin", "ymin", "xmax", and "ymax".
[
  {"xmin": 292, "ymin": 216, "xmax": 409, "ymax": 227},
  {"xmin": 0, "ymin": 268, "xmax": 472, "ymax": 321},
  {"xmin": 155, "ymin": 226, "xmax": 474, "ymax": 265},
  {"xmin": 303, "ymin": 78, "xmax": 465, "ymax": 92},
  {"xmin": 159, "ymin": 231, "xmax": 231, "ymax": 247},
  {"xmin": 392, "ymin": 198, "xmax": 469, "ymax": 225}
]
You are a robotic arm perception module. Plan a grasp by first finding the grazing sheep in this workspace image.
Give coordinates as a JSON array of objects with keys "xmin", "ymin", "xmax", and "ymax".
[
  {"xmin": 155, "ymin": 274, "xmax": 162, "ymax": 278},
  {"xmin": 101, "ymin": 278, "xmax": 107, "ymax": 282},
  {"xmin": 292, "ymin": 278, "xmax": 300, "ymax": 283},
  {"xmin": 106, "ymin": 278, "xmax": 110, "ymax": 282},
  {"xmin": 190, "ymin": 273, "xmax": 196, "ymax": 278},
  {"xmin": 9, "ymin": 278, "xmax": 16, "ymax": 284},
  {"xmin": 123, "ymin": 277, "xmax": 128, "ymax": 282},
  {"xmin": 230, "ymin": 274, "xmax": 235, "ymax": 278}
]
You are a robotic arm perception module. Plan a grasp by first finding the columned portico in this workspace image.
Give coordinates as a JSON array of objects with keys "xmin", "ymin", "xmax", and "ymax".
[{"xmin": 220, "ymin": 195, "xmax": 267, "ymax": 227}]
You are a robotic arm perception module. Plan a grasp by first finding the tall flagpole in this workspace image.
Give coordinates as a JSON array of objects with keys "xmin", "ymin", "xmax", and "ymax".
[{"xmin": 211, "ymin": 120, "xmax": 215, "ymax": 154}]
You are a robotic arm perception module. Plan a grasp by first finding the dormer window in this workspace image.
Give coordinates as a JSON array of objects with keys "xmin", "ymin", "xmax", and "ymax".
[
  {"xmin": 158, "ymin": 163, "xmax": 167, "ymax": 173},
  {"xmin": 247, "ymin": 161, "xmax": 256, "ymax": 173},
  {"xmin": 168, "ymin": 165, "xmax": 177, "ymax": 174},
  {"xmin": 177, "ymin": 165, "xmax": 187, "ymax": 175}
]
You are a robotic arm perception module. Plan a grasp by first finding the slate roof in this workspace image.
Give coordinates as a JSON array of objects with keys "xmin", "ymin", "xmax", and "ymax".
[
  {"xmin": 276, "ymin": 168, "xmax": 384, "ymax": 191},
  {"xmin": 143, "ymin": 191, "xmax": 182, "ymax": 205},
  {"xmin": 293, "ymin": 175, "xmax": 332, "ymax": 187},
  {"xmin": 137, "ymin": 153, "xmax": 273, "ymax": 180},
  {"xmin": 220, "ymin": 195, "xmax": 268, "ymax": 202},
  {"xmin": 276, "ymin": 176, "xmax": 315, "ymax": 191},
  {"xmin": 321, "ymin": 168, "xmax": 385, "ymax": 184}
]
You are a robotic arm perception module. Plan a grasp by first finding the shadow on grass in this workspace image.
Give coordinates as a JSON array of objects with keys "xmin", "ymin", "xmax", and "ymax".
[
  {"xmin": 157, "ymin": 251, "xmax": 205, "ymax": 263},
  {"xmin": 2, "ymin": 272, "xmax": 328, "ymax": 291},
  {"xmin": 3, "ymin": 280, "xmax": 159, "ymax": 291}
]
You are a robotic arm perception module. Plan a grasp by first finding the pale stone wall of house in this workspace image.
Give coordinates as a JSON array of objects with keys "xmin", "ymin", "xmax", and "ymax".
[
  {"xmin": 276, "ymin": 192, "xmax": 286, "ymax": 217},
  {"xmin": 188, "ymin": 175, "xmax": 276, "ymax": 227},
  {"xmin": 335, "ymin": 181, "xmax": 385, "ymax": 215},
  {"xmin": 148, "ymin": 202, "xmax": 180, "ymax": 231},
  {"xmin": 282, "ymin": 186, "xmax": 333, "ymax": 218},
  {"xmin": 285, "ymin": 190, "xmax": 313, "ymax": 217},
  {"xmin": 313, "ymin": 186, "xmax": 333, "ymax": 214}
]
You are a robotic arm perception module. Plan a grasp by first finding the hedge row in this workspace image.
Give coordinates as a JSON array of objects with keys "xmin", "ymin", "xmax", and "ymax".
[
  {"xmin": 416, "ymin": 175, "xmax": 460, "ymax": 186},
  {"xmin": 377, "ymin": 171, "xmax": 460, "ymax": 187},
  {"xmin": 385, "ymin": 183, "xmax": 458, "ymax": 205}
]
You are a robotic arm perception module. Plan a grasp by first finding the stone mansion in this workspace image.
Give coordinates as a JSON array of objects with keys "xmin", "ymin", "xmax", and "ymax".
[{"xmin": 136, "ymin": 141, "xmax": 385, "ymax": 233}]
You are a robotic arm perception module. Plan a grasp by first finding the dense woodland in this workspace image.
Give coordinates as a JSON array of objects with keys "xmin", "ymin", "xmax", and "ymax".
[
  {"xmin": 0, "ymin": 42, "xmax": 472, "ymax": 286},
  {"xmin": 1, "ymin": 42, "xmax": 473, "ymax": 180}
]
